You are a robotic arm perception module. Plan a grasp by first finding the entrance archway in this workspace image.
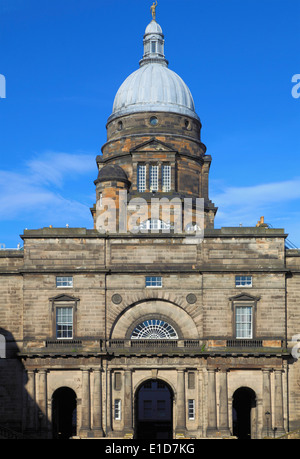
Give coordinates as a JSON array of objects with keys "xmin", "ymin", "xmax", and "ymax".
[
  {"xmin": 135, "ymin": 379, "xmax": 173, "ymax": 439},
  {"xmin": 52, "ymin": 387, "xmax": 77, "ymax": 439},
  {"xmin": 232, "ymin": 387, "xmax": 256, "ymax": 439}
]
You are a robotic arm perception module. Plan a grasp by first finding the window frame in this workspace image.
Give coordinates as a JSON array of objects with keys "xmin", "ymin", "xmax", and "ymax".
[
  {"xmin": 229, "ymin": 293, "xmax": 260, "ymax": 341},
  {"xmin": 114, "ymin": 399, "xmax": 122, "ymax": 421},
  {"xmin": 50, "ymin": 294, "xmax": 79, "ymax": 340},
  {"xmin": 157, "ymin": 399, "xmax": 166, "ymax": 418},
  {"xmin": 235, "ymin": 304, "xmax": 253, "ymax": 339},
  {"xmin": 56, "ymin": 306, "xmax": 74, "ymax": 339},
  {"xmin": 137, "ymin": 164, "xmax": 147, "ymax": 192},
  {"xmin": 56, "ymin": 276, "xmax": 73, "ymax": 288},
  {"xmin": 139, "ymin": 219, "xmax": 171, "ymax": 231},
  {"xmin": 143, "ymin": 400, "xmax": 152, "ymax": 418},
  {"xmin": 151, "ymin": 41, "xmax": 157, "ymax": 53},
  {"xmin": 162, "ymin": 164, "xmax": 171, "ymax": 192},
  {"xmin": 145, "ymin": 276, "xmax": 162, "ymax": 288},
  {"xmin": 149, "ymin": 164, "xmax": 159, "ymax": 192},
  {"xmin": 235, "ymin": 275, "xmax": 253, "ymax": 288},
  {"xmin": 188, "ymin": 399, "xmax": 196, "ymax": 420}
]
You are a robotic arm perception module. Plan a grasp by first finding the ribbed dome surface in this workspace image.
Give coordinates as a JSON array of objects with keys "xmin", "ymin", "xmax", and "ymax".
[
  {"xmin": 109, "ymin": 63, "xmax": 198, "ymax": 121},
  {"xmin": 145, "ymin": 20, "xmax": 163, "ymax": 34},
  {"xmin": 108, "ymin": 19, "xmax": 200, "ymax": 122}
]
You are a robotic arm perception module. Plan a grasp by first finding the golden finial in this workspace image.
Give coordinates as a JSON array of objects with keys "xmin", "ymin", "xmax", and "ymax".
[{"xmin": 150, "ymin": 1, "xmax": 158, "ymax": 21}]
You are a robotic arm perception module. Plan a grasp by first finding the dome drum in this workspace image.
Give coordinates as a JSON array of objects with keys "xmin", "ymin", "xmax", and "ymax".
[{"xmin": 106, "ymin": 111, "xmax": 202, "ymax": 143}]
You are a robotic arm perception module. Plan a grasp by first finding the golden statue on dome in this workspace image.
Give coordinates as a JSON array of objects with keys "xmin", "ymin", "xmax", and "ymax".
[{"xmin": 150, "ymin": 1, "xmax": 158, "ymax": 21}]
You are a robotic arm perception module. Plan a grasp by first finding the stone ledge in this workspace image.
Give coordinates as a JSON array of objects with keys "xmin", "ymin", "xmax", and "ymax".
[{"xmin": 20, "ymin": 226, "xmax": 287, "ymax": 239}]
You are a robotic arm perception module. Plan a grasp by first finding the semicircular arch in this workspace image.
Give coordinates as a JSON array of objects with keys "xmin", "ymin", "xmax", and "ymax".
[
  {"xmin": 134, "ymin": 377, "xmax": 176, "ymax": 399},
  {"xmin": 110, "ymin": 299, "xmax": 199, "ymax": 339}
]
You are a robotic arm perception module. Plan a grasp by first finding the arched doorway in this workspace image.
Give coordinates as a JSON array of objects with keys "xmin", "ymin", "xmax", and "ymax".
[
  {"xmin": 135, "ymin": 379, "xmax": 173, "ymax": 439},
  {"xmin": 232, "ymin": 387, "xmax": 256, "ymax": 439},
  {"xmin": 52, "ymin": 387, "xmax": 77, "ymax": 439}
]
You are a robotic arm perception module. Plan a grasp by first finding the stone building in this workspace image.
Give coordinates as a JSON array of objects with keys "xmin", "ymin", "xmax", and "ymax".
[{"xmin": 0, "ymin": 10, "xmax": 300, "ymax": 440}]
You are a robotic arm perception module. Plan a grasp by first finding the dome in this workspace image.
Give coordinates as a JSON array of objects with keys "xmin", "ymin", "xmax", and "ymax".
[
  {"xmin": 95, "ymin": 164, "xmax": 129, "ymax": 184},
  {"xmin": 107, "ymin": 19, "xmax": 199, "ymax": 123},
  {"xmin": 110, "ymin": 64, "xmax": 198, "ymax": 121},
  {"xmin": 145, "ymin": 20, "xmax": 163, "ymax": 35}
]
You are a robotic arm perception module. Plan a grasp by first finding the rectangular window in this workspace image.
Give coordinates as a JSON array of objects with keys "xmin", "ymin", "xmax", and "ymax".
[
  {"xmin": 151, "ymin": 41, "xmax": 156, "ymax": 53},
  {"xmin": 188, "ymin": 399, "xmax": 195, "ymax": 420},
  {"xmin": 236, "ymin": 306, "xmax": 253, "ymax": 339},
  {"xmin": 144, "ymin": 400, "xmax": 152, "ymax": 418},
  {"xmin": 114, "ymin": 399, "xmax": 121, "ymax": 420},
  {"xmin": 157, "ymin": 381, "xmax": 166, "ymax": 389},
  {"xmin": 235, "ymin": 275, "xmax": 252, "ymax": 287},
  {"xmin": 145, "ymin": 276, "xmax": 162, "ymax": 288},
  {"xmin": 56, "ymin": 276, "xmax": 73, "ymax": 288},
  {"xmin": 162, "ymin": 165, "xmax": 171, "ymax": 192},
  {"xmin": 150, "ymin": 165, "xmax": 159, "ymax": 192},
  {"xmin": 157, "ymin": 400, "xmax": 166, "ymax": 418},
  {"xmin": 56, "ymin": 307, "xmax": 73, "ymax": 339},
  {"xmin": 137, "ymin": 165, "xmax": 146, "ymax": 192}
]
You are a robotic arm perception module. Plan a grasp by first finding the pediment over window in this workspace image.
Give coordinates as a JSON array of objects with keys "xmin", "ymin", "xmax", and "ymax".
[
  {"xmin": 229, "ymin": 293, "xmax": 261, "ymax": 302},
  {"xmin": 131, "ymin": 138, "xmax": 177, "ymax": 153},
  {"xmin": 49, "ymin": 294, "xmax": 80, "ymax": 303}
]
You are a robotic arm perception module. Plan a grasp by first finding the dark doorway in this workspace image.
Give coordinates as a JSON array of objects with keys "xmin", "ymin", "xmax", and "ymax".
[
  {"xmin": 135, "ymin": 379, "xmax": 173, "ymax": 439},
  {"xmin": 52, "ymin": 387, "xmax": 77, "ymax": 439},
  {"xmin": 232, "ymin": 387, "xmax": 256, "ymax": 439}
]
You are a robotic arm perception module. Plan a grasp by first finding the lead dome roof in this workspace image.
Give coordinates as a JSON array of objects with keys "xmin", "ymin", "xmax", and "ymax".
[
  {"xmin": 95, "ymin": 164, "xmax": 129, "ymax": 184},
  {"xmin": 108, "ymin": 19, "xmax": 200, "ymax": 123}
]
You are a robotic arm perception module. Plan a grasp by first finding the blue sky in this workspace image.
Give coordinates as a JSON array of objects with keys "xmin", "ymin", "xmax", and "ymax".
[{"xmin": 0, "ymin": 0, "xmax": 299, "ymax": 248}]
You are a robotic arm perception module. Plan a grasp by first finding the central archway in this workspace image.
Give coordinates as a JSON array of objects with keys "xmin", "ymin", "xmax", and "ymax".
[
  {"xmin": 52, "ymin": 387, "xmax": 77, "ymax": 439},
  {"xmin": 232, "ymin": 387, "xmax": 256, "ymax": 439},
  {"xmin": 135, "ymin": 379, "xmax": 173, "ymax": 439}
]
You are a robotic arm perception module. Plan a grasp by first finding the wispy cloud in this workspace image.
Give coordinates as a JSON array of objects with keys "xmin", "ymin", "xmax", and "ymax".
[
  {"xmin": 213, "ymin": 179, "xmax": 300, "ymax": 208},
  {"xmin": 212, "ymin": 178, "xmax": 300, "ymax": 246},
  {"xmin": 0, "ymin": 151, "xmax": 96, "ymax": 225}
]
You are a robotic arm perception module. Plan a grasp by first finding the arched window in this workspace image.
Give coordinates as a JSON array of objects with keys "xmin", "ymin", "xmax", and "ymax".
[{"xmin": 131, "ymin": 319, "xmax": 178, "ymax": 339}]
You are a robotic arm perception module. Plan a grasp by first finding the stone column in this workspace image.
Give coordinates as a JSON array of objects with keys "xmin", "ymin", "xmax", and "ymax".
[
  {"xmin": 25, "ymin": 370, "xmax": 36, "ymax": 433},
  {"xmin": 80, "ymin": 369, "xmax": 91, "ymax": 436},
  {"xmin": 262, "ymin": 369, "xmax": 272, "ymax": 437},
  {"xmin": 38, "ymin": 370, "xmax": 48, "ymax": 435},
  {"xmin": 256, "ymin": 398, "xmax": 263, "ymax": 439},
  {"xmin": 206, "ymin": 369, "xmax": 218, "ymax": 437},
  {"xmin": 93, "ymin": 368, "xmax": 104, "ymax": 437},
  {"xmin": 274, "ymin": 370, "xmax": 285, "ymax": 436},
  {"xmin": 219, "ymin": 369, "xmax": 230, "ymax": 437},
  {"xmin": 106, "ymin": 368, "xmax": 112, "ymax": 435},
  {"xmin": 123, "ymin": 369, "xmax": 133, "ymax": 435},
  {"xmin": 197, "ymin": 369, "xmax": 204, "ymax": 437},
  {"xmin": 175, "ymin": 369, "xmax": 186, "ymax": 434}
]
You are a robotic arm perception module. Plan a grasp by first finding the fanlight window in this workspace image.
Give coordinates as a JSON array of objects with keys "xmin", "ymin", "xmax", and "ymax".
[{"xmin": 131, "ymin": 319, "xmax": 178, "ymax": 340}]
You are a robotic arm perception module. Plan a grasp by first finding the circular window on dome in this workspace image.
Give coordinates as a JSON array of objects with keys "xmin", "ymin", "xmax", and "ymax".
[
  {"xmin": 150, "ymin": 116, "xmax": 158, "ymax": 126},
  {"xmin": 131, "ymin": 319, "xmax": 178, "ymax": 340},
  {"xmin": 184, "ymin": 119, "xmax": 192, "ymax": 131}
]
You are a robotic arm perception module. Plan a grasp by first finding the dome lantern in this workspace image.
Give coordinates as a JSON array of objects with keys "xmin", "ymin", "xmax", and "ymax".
[{"xmin": 139, "ymin": 19, "xmax": 168, "ymax": 68}]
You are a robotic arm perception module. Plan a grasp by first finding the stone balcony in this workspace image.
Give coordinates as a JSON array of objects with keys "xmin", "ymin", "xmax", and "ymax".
[{"xmin": 19, "ymin": 337, "xmax": 287, "ymax": 358}]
